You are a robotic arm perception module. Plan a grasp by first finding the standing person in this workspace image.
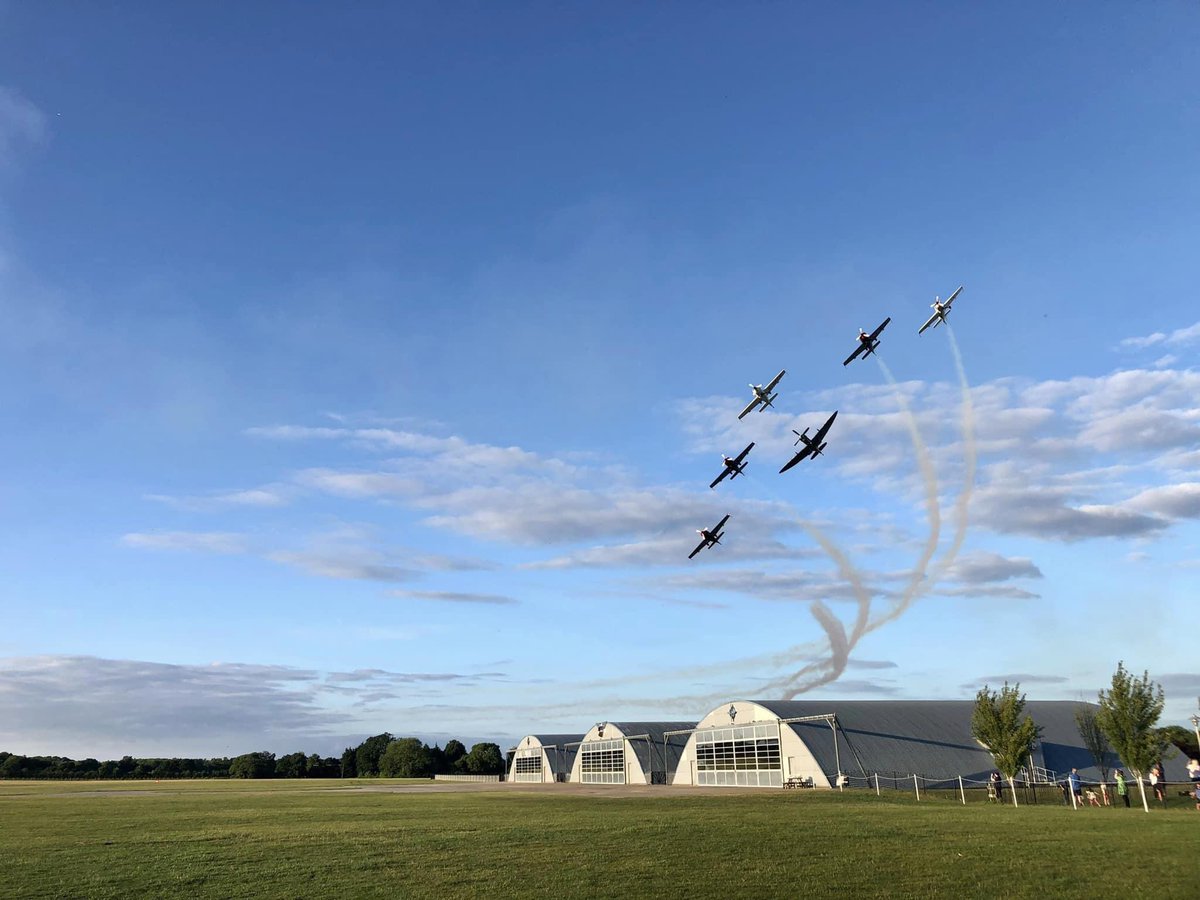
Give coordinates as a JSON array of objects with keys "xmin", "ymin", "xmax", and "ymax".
[
  {"xmin": 1150, "ymin": 765, "xmax": 1166, "ymax": 806},
  {"xmin": 990, "ymin": 771, "xmax": 1003, "ymax": 803},
  {"xmin": 1068, "ymin": 768, "xmax": 1082, "ymax": 808},
  {"xmin": 1194, "ymin": 781, "xmax": 1200, "ymax": 812},
  {"xmin": 1186, "ymin": 758, "xmax": 1199, "ymax": 783},
  {"xmin": 1115, "ymin": 769, "xmax": 1130, "ymax": 808}
]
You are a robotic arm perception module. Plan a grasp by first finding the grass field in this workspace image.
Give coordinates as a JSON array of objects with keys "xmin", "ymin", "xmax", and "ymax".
[{"xmin": 2, "ymin": 779, "xmax": 1196, "ymax": 899}]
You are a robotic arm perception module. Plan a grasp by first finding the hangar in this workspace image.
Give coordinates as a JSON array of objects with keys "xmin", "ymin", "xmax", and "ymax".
[
  {"xmin": 568, "ymin": 721, "xmax": 696, "ymax": 785},
  {"xmin": 508, "ymin": 733, "xmax": 582, "ymax": 783},
  {"xmin": 670, "ymin": 699, "xmax": 1181, "ymax": 788}
]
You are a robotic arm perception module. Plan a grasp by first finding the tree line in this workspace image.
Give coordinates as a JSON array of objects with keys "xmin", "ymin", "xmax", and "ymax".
[{"xmin": 0, "ymin": 733, "xmax": 505, "ymax": 780}]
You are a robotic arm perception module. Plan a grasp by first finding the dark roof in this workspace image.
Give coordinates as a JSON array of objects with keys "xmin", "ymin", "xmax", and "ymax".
[{"xmin": 746, "ymin": 700, "xmax": 1189, "ymax": 784}]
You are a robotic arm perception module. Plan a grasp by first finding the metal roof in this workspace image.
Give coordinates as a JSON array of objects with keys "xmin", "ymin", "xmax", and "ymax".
[
  {"xmin": 584, "ymin": 721, "xmax": 698, "ymax": 780},
  {"xmin": 742, "ymin": 699, "xmax": 1190, "ymax": 784}
]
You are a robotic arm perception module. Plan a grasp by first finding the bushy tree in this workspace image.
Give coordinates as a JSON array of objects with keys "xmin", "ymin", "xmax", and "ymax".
[
  {"xmin": 229, "ymin": 751, "xmax": 276, "ymax": 779},
  {"xmin": 1096, "ymin": 662, "xmax": 1166, "ymax": 813},
  {"xmin": 355, "ymin": 733, "xmax": 393, "ymax": 777},
  {"xmin": 339, "ymin": 747, "xmax": 357, "ymax": 778},
  {"xmin": 276, "ymin": 752, "xmax": 308, "ymax": 779},
  {"xmin": 971, "ymin": 683, "xmax": 1042, "ymax": 807},
  {"xmin": 461, "ymin": 742, "xmax": 505, "ymax": 775},
  {"xmin": 1074, "ymin": 704, "xmax": 1112, "ymax": 784},
  {"xmin": 442, "ymin": 740, "xmax": 467, "ymax": 771},
  {"xmin": 379, "ymin": 738, "xmax": 432, "ymax": 778}
]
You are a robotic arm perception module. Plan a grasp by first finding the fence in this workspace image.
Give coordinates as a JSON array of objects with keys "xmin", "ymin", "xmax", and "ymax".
[
  {"xmin": 432, "ymin": 774, "xmax": 503, "ymax": 783},
  {"xmin": 826, "ymin": 770, "xmax": 1182, "ymax": 807}
]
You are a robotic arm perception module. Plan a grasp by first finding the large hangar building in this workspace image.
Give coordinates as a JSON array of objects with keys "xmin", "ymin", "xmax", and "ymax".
[
  {"xmin": 670, "ymin": 699, "xmax": 1158, "ymax": 788},
  {"xmin": 569, "ymin": 721, "xmax": 696, "ymax": 785},
  {"xmin": 508, "ymin": 734, "xmax": 583, "ymax": 783}
]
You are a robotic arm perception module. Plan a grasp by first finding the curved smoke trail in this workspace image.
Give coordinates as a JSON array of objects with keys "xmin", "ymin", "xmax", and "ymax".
[{"xmin": 868, "ymin": 356, "xmax": 941, "ymax": 634}]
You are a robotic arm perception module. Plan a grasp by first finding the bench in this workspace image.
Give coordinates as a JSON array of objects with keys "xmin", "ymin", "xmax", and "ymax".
[{"xmin": 784, "ymin": 776, "xmax": 814, "ymax": 789}]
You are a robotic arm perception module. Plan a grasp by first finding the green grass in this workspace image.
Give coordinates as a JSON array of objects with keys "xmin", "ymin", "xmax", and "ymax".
[{"xmin": 1, "ymin": 780, "xmax": 1196, "ymax": 899}]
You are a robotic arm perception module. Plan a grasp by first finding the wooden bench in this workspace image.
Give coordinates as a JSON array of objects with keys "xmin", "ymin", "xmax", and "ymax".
[{"xmin": 784, "ymin": 776, "xmax": 813, "ymax": 789}]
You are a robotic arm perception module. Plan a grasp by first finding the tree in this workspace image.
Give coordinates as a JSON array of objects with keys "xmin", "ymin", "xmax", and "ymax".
[
  {"xmin": 1157, "ymin": 725, "xmax": 1198, "ymax": 759},
  {"xmin": 354, "ymin": 733, "xmax": 393, "ymax": 777},
  {"xmin": 1096, "ymin": 662, "xmax": 1165, "ymax": 813},
  {"xmin": 339, "ymin": 748, "xmax": 357, "ymax": 778},
  {"xmin": 379, "ymin": 738, "xmax": 433, "ymax": 778},
  {"xmin": 229, "ymin": 751, "xmax": 276, "ymax": 779},
  {"xmin": 1074, "ymin": 704, "xmax": 1112, "ymax": 784},
  {"xmin": 461, "ymin": 742, "xmax": 505, "ymax": 776},
  {"xmin": 442, "ymin": 740, "xmax": 467, "ymax": 771},
  {"xmin": 971, "ymin": 683, "xmax": 1042, "ymax": 807},
  {"xmin": 276, "ymin": 752, "xmax": 308, "ymax": 779}
]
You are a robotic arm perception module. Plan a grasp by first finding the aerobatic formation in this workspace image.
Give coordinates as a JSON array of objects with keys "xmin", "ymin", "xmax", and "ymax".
[{"xmin": 690, "ymin": 286, "xmax": 964, "ymax": 558}]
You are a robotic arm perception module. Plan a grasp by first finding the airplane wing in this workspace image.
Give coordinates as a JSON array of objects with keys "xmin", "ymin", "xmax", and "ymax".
[
  {"xmin": 736, "ymin": 397, "xmax": 761, "ymax": 420},
  {"xmin": 944, "ymin": 285, "xmax": 963, "ymax": 308},
  {"xmin": 870, "ymin": 317, "xmax": 891, "ymax": 340},
  {"xmin": 842, "ymin": 343, "xmax": 866, "ymax": 366},
  {"xmin": 918, "ymin": 311, "xmax": 940, "ymax": 335},
  {"xmin": 709, "ymin": 466, "xmax": 733, "ymax": 490},
  {"xmin": 811, "ymin": 410, "xmax": 838, "ymax": 444},
  {"xmin": 732, "ymin": 442, "xmax": 755, "ymax": 465},
  {"xmin": 710, "ymin": 514, "xmax": 730, "ymax": 534},
  {"xmin": 779, "ymin": 446, "xmax": 812, "ymax": 474},
  {"xmin": 687, "ymin": 537, "xmax": 708, "ymax": 559},
  {"xmin": 764, "ymin": 370, "xmax": 786, "ymax": 392}
]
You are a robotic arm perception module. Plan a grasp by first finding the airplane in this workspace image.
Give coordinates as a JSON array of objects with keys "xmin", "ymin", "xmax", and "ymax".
[
  {"xmin": 688, "ymin": 514, "xmax": 730, "ymax": 559},
  {"xmin": 737, "ymin": 370, "xmax": 786, "ymax": 419},
  {"xmin": 779, "ymin": 410, "xmax": 838, "ymax": 473},
  {"xmin": 918, "ymin": 285, "xmax": 964, "ymax": 334},
  {"xmin": 842, "ymin": 317, "xmax": 891, "ymax": 366},
  {"xmin": 710, "ymin": 442, "xmax": 755, "ymax": 489}
]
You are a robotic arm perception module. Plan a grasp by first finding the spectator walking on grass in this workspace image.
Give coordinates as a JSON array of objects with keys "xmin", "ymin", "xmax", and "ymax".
[{"xmin": 1115, "ymin": 769, "xmax": 1130, "ymax": 808}]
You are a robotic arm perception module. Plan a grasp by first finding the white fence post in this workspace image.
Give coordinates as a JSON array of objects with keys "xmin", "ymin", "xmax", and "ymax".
[
  {"xmin": 958, "ymin": 775, "xmax": 966, "ymax": 805},
  {"xmin": 913, "ymin": 774, "xmax": 920, "ymax": 801},
  {"xmin": 874, "ymin": 772, "xmax": 880, "ymax": 796}
]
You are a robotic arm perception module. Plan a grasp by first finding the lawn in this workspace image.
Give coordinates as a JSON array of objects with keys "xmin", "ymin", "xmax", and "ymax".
[{"xmin": 1, "ymin": 780, "xmax": 1195, "ymax": 899}]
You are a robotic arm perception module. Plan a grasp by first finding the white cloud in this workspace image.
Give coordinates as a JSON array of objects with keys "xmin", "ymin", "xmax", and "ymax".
[
  {"xmin": 0, "ymin": 86, "xmax": 47, "ymax": 172},
  {"xmin": 120, "ymin": 531, "xmax": 249, "ymax": 554}
]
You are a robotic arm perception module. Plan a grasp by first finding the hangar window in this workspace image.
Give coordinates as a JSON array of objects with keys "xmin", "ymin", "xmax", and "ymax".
[
  {"xmin": 513, "ymin": 753, "xmax": 542, "ymax": 780},
  {"xmin": 695, "ymin": 724, "xmax": 782, "ymax": 786},
  {"xmin": 580, "ymin": 739, "xmax": 625, "ymax": 784}
]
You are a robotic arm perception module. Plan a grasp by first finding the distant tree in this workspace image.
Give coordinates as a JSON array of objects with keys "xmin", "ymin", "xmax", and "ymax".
[
  {"xmin": 229, "ymin": 751, "xmax": 276, "ymax": 779},
  {"xmin": 379, "ymin": 738, "xmax": 433, "ymax": 778},
  {"xmin": 1096, "ymin": 662, "xmax": 1166, "ymax": 813},
  {"xmin": 340, "ymin": 748, "xmax": 357, "ymax": 778},
  {"xmin": 1157, "ymin": 725, "xmax": 1197, "ymax": 759},
  {"xmin": 0, "ymin": 755, "xmax": 27, "ymax": 778},
  {"xmin": 276, "ymin": 752, "xmax": 308, "ymax": 779},
  {"xmin": 971, "ymin": 683, "xmax": 1042, "ymax": 807},
  {"xmin": 1074, "ymin": 704, "xmax": 1112, "ymax": 784},
  {"xmin": 461, "ymin": 743, "xmax": 505, "ymax": 776},
  {"xmin": 442, "ymin": 740, "xmax": 467, "ymax": 770},
  {"xmin": 355, "ymin": 733, "xmax": 393, "ymax": 777}
]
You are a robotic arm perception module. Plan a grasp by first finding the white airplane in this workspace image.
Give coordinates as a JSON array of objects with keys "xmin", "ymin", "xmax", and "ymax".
[
  {"xmin": 737, "ymin": 370, "xmax": 786, "ymax": 419},
  {"xmin": 710, "ymin": 442, "xmax": 754, "ymax": 489},
  {"xmin": 918, "ymin": 285, "xmax": 964, "ymax": 335},
  {"xmin": 688, "ymin": 514, "xmax": 730, "ymax": 559}
]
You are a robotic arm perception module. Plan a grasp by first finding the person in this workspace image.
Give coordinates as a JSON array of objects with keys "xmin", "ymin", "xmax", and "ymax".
[
  {"xmin": 1085, "ymin": 788, "xmax": 1101, "ymax": 807},
  {"xmin": 1115, "ymin": 769, "xmax": 1130, "ymax": 808},
  {"xmin": 990, "ymin": 771, "xmax": 1003, "ymax": 803},
  {"xmin": 1194, "ymin": 782, "xmax": 1200, "ymax": 812},
  {"xmin": 1149, "ymin": 765, "xmax": 1166, "ymax": 806},
  {"xmin": 1068, "ymin": 768, "xmax": 1082, "ymax": 808},
  {"xmin": 1186, "ymin": 758, "xmax": 1200, "ymax": 783}
]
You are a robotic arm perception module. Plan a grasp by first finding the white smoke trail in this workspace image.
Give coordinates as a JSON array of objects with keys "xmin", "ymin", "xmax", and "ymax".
[
  {"xmin": 868, "ymin": 356, "xmax": 941, "ymax": 634},
  {"xmin": 927, "ymin": 323, "xmax": 976, "ymax": 580}
]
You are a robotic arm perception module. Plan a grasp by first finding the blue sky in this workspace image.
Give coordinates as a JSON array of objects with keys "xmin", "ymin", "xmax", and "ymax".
[{"xmin": 2, "ymin": 2, "xmax": 1198, "ymax": 758}]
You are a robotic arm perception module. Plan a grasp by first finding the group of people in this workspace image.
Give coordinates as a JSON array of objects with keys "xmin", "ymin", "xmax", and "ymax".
[{"xmin": 1060, "ymin": 761, "xmax": 1200, "ymax": 809}]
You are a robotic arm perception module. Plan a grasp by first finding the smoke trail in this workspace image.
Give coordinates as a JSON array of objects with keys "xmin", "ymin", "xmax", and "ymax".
[
  {"xmin": 927, "ymin": 323, "xmax": 976, "ymax": 580},
  {"xmin": 868, "ymin": 356, "xmax": 941, "ymax": 634},
  {"xmin": 744, "ymin": 470, "xmax": 873, "ymax": 697}
]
